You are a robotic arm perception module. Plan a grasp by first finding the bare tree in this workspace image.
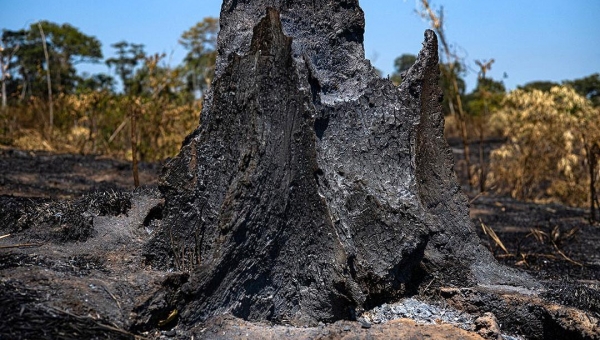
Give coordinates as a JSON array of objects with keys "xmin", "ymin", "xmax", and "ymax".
[
  {"xmin": 38, "ymin": 22, "xmax": 54, "ymax": 139},
  {"xmin": 131, "ymin": 111, "xmax": 140, "ymax": 188},
  {"xmin": 474, "ymin": 59, "xmax": 494, "ymax": 192}
]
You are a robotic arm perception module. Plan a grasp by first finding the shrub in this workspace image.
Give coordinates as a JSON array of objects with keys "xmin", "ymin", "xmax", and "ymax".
[{"xmin": 489, "ymin": 86, "xmax": 600, "ymax": 207}]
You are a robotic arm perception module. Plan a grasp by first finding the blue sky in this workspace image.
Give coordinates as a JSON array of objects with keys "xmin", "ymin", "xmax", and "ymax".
[{"xmin": 2, "ymin": 0, "xmax": 599, "ymax": 92}]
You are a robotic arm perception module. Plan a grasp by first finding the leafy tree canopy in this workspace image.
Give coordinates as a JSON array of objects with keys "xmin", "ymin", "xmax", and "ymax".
[
  {"xmin": 105, "ymin": 41, "xmax": 146, "ymax": 94},
  {"xmin": 1, "ymin": 21, "xmax": 102, "ymax": 100},
  {"xmin": 465, "ymin": 77, "xmax": 506, "ymax": 117},
  {"xmin": 76, "ymin": 73, "xmax": 115, "ymax": 93},
  {"xmin": 565, "ymin": 73, "xmax": 600, "ymax": 107},
  {"xmin": 518, "ymin": 80, "xmax": 559, "ymax": 93},
  {"xmin": 390, "ymin": 54, "xmax": 416, "ymax": 85},
  {"xmin": 179, "ymin": 17, "xmax": 218, "ymax": 97}
]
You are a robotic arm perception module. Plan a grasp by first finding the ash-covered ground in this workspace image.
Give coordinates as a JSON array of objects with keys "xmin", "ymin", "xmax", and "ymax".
[{"xmin": 0, "ymin": 146, "xmax": 598, "ymax": 339}]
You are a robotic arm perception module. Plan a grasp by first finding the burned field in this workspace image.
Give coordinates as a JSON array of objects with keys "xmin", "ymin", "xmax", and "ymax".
[
  {"xmin": 0, "ymin": 147, "xmax": 598, "ymax": 339},
  {"xmin": 0, "ymin": 2, "xmax": 598, "ymax": 338},
  {"xmin": 0, "ymin": 148, "xmax": 163, "ymax": 339},
  {"xmin": 472, "ymin": 194, "xmax": 600, "ymax": 283}
]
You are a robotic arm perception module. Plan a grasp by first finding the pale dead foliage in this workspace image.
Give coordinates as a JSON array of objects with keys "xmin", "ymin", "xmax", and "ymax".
[
  {"xmin": 489, "ymin": 86, "xmax": 600, "ymax": 206},
  {"xmin": 5, "ymin": 83, "xmax": 201, "ymax": 162}
]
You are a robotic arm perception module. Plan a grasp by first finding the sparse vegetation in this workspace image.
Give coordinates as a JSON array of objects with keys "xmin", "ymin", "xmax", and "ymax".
[
  {"xmin": 0, "ymin": 18, "xmax": 217, "ymax": 165},
  {"xmin": 2, "ymin": 12, "xmax": 599, "ymax": 217},
  {"xmin": 411, "ymin": 0, "xmax": 600, "ymax": 219},
  {"xmin": 488, "ymin": 86, "xmax": 600, "ymax": 211},
  {"xmin": 1, "ymin": 4, "xmax": 599, "ymax": 339}
]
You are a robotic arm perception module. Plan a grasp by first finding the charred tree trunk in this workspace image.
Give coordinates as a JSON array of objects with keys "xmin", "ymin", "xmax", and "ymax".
[
  {"xmin": 145, "ymin": 1, "xmax": 531, "ymax": 326},
  {"xmin": 589, "ymin": 142, "xmax": 600, "ymax": 222}
]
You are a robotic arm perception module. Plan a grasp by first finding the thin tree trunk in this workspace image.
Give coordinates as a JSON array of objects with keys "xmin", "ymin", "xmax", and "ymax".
[
  {"xmin": 452, "ymin": 77, "xmax": 473, "ymax": 186},
  {"xmin": 478, "ymin": 95, "xmax": 489, "ymax": 193},
  {"xmin": 38, "ymin": 23, "xmax": 53, "ymax": 139},
  {"xmin": 475, "ymin": 59, "xmax": 495, "ymax": 193},
  {"xmin": 591, "ymin": 152, "xmax": 596, "ymax": 222},
  {"xmin": 130, "ymin": 108, "xmax": 140, "ymax": 188},
  {"xmin": 19, "ymin": 78, "xmax": 27, "ymax": 103},
  {"xmin": 1, "ymin": 76, "xmax": 6, "ymax": 110},
  {"xmin": 0, "ymin": 58, "xmax": 6, "ymax": 110},
  {"xmin": 479, "ymin": 119, "xmax": 486, "ymax": 192},
  {"xmin": 589, "ymin": 143, "xmax": 599, "ymax": 222}
]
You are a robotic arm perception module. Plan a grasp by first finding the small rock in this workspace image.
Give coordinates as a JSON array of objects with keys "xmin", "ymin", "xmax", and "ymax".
[
  {"xmin": 475, "ymin": 312, "xmax": 502, "ymax": 340},
  {"xmin": 164, "ymin": 329, "xmax": 176, "ymax": 337},
  {"xmin": 359, "ymin": 318, "xmax": 372, "ymax": 329},
  {"xmin": 343, "ymin": 325, "xmax": 351, "ymax": 332}
]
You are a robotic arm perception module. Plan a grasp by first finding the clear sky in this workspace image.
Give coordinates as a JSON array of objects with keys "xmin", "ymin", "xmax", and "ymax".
[{"xmin": 2, "ymin": 0, "xmax": 599, "ymax": 92}]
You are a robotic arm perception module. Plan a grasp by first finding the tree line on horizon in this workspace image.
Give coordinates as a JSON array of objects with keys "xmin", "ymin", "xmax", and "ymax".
[
  {"xmin": 1, "ymin": 10, "xmax": 599, "ymax": 217},
  {"xmin": 0, "ymin": 18, "xmax": 218, "ymax": 166}
]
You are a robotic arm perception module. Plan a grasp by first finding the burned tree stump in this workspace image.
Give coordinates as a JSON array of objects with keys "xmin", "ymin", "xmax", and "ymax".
[{"xmin": 146, "ymin": 0, "xmax": 531, "ymax": 326}]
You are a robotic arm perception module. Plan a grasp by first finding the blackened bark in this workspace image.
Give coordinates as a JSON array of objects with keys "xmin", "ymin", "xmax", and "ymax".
[{"xmin": 145, "ymin": 1, "xmax": 533, "ymax": 326}]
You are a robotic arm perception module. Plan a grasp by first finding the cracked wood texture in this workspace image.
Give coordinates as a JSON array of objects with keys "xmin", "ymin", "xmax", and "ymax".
[{"xmin": 146, "ymin": 0, "xmax": 532, "ymax": 326}]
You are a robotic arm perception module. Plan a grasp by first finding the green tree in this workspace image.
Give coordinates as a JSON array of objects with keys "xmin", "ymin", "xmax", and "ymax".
[
  {"xmin": 518, "ymin": 80, "xmax": 559, "ymax": 93},
  {"xmin": 565, "ymin": 73, "xmax": 600, "ymax": 107},
  {"xmin": 179, "ymin": 17, "xmax": 218, "ymax": 98},
  {"xmin": 1, "ymin": 28, "xmax": 35, "ymax": 102},
  {"xmin": 390, "ymin": 54, "xmax": 416, "ymax": 85},
  {"xmin": 1, "ymin": 21, "xmax": 102, "ymax": 100},
  {"xmin": 76, "ymin": 73, "xmax": 115, "ymax": 93},
  {"xmin": 0, "ymin": 42, "xmax": 20, "ymax": 109},
  {"xmin": 466, "ymin": 78, "xmax": 505, "ymax": 119},
  {"xmin": 106, "ymin": 41, "xmax": 146, "ymax": 94}
]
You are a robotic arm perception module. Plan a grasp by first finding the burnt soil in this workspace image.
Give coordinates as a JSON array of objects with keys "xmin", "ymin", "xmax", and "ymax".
[
  {"xmin": 0, "ymin": 146, "xmax": 599, "ymax": 339},
  {"xmin": 448, "ymin": 137, "xmax": 600, "ymax": 284}
]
